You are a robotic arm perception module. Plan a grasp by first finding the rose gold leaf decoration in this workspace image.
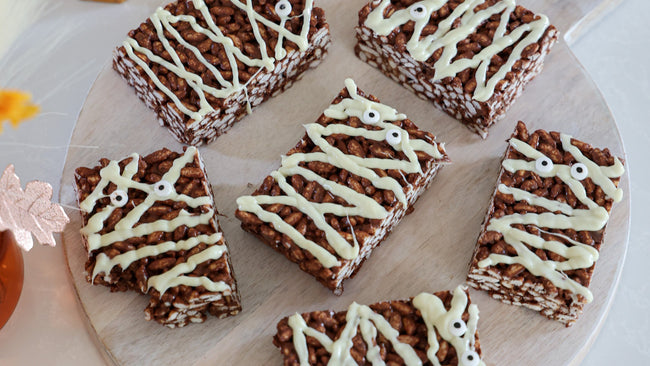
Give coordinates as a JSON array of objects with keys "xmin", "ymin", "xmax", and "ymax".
[{"xmin": 0, "ymin": 165, "xmax": 69, "ymax": 251}]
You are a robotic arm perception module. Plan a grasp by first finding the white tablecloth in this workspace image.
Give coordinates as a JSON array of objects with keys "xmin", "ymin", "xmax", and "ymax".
[{"xmin": 0, "ymin": 0, "xmax": 648, "ymax": 364}]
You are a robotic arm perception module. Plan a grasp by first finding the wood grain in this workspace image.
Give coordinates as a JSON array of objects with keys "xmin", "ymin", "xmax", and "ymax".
[{"xmin": 60, "ymin": 0, "xmax": 628, "ymax": 365}]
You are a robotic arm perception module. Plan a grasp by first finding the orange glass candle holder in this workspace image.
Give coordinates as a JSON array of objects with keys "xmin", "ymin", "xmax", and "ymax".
[{"xmin": 0, "ymin": 230, "xmax": 24, "ymax": 329}]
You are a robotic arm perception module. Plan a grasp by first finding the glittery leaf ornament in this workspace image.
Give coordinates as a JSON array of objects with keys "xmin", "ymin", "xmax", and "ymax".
[
  {"xmin": 0, "ymin": 89, "xmax": 40, "ymax": 133},
  {"xmin": 0, "ymin": 165, "xmax": 69, "ymax": 251}
]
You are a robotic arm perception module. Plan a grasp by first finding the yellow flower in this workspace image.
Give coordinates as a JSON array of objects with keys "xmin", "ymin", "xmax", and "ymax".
[{"xmin": 0, "ymin": 89, "xmax": 40, "ymax": 133}]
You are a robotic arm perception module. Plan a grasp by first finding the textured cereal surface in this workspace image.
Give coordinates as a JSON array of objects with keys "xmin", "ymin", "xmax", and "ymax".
[
  {"xmin": 74, "ymin": 147, "xmax": 241, "ymax": 327},
  {"xmin": 467, "ymin": 121, "xmax": 623, "ymax": 326},
  {"xmin": 235, "ymin": 86, "xmax": 449, "ymax": 294},
  {"xmin": 113, "ymin": 0, "xmax": 331, "ymax": 145},
  {"xmin": 274, "ymin": 289, "xmax": 481, "ymax": 365},
  {"xmin": 355, "ymin": 0, "xmax": 558, "ymax": 137}
]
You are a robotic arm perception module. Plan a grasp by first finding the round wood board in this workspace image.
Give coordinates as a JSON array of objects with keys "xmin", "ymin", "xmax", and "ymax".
[{"xmin": 59, "ymin": 0, "xmax": 630, "ymax": 365}]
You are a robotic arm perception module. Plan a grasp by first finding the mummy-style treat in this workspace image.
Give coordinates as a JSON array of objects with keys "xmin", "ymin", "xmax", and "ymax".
[
  {"xmin": 467, "ymin": 122, "xmax": 625, "ymax": 326},
  {"xmin": 74, "ymin": 147, "xmax": 241, "ymax": 328},
  {"xmin": 355, "ymin": 0, "xmax": 558, "ymax": 138},
  {"xmin": 84, "ymin": 0, "xmax": 127, "ymax": 3},
  {"xmin": 235, "ymin": 79, "xmax": 449, "ymax": 294},
  {"xmin": 113, "ymin": 0, "xmax": 331, "ymax": 145},
  {"xmin": 274, "ymin": 286, "xmax": 485, "ymax": 365}
]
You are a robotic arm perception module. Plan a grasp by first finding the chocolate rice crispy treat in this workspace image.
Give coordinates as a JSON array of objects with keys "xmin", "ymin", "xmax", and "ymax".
[
  {"xmin": 235, "ymin": 79, "xmax": 449, "ymax": 295},
  {"xmin": 355, "ymin": 0, "xmax": 558, "ymax": 138},
  {"xmin": 74, "ymin": 146, "xmax": 241, "ymax": 328},
  {"xmin": 113, "ymin": 0, "xmax": 331, "ymax": 145},
  {"xmin": 467, "ymin": 121, "xmax": 625, "ymax": 326},
  {"xmin": 274, "ymin": 286, "xmax": 484, "ymax": 365},
  {"xmin": 84, "ymin": 0, "xmax": 127, "ymax": 3}
]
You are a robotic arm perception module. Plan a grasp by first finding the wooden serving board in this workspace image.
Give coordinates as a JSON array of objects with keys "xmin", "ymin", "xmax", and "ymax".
[{"xmin": 60, "ymin": 0, "xmax": 629, "ymax": 365}]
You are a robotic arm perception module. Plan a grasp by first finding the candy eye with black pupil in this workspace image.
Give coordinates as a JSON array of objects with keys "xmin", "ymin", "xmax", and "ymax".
[
  {"xmin": 410, "ymin": 5, "xmax": 427, "ymax": 18},
  {"xmin": 448, "ymin": 318, "xmax": 467, "ymax": 336},
  {"xmin": 461, "ymin": 350, "xmax": 480, "ymax": 366},
  {"xmin": 362, "ymin": 109, "xmax": 380, "ymax": 124},
  {"xmin": 535, "ymin": 156, "xmax": 554, "ymax": 173},
  {"xmin": 275, "ymin": 0, "xmax": 292, "ymax": 17},
  {"xmin": 570, "ymin": 163, "xmax": 588, "ymax": 180},
  {"xmin": 109, "ymin": 190, "xmax": 128, "ymax": 207},
  {"xmin": 154, "ymin": 180, "xmax": 174, "ymax": 197},
  {"xmin": 386, "ymin": 129, "xmax": 402, "ymax": 145}
]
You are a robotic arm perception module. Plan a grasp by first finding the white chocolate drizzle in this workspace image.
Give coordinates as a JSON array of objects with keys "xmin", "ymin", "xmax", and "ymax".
[
  {"xmin": 237, "ymin": 79, "xmax": 445, "ymax": 268},
  {"xmin": 123, "ymin": 0, "xmax": 314, "ymax": 122},
  {"xmin": 79, "ymin": 147, "xmax": 232, "ymax": 296},
  {"xmin": 364, "ymin": 0, "xmax": 550, "ymax": 101},
  {"xmin": 478, "ymin": 134, "xmax": 625, "ymax": 303},
  {"xmin": 288, "ymin": 285, "xmax": 484, "ymax": 366}
]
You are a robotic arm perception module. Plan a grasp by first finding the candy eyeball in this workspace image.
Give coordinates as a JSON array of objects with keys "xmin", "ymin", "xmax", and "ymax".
[
  {"xmin": 153, "ymin": 180, "xmax": 174, "ymax": 197},
  {"xmin": 362, "ymin": 109, "xmax": 381, "ymax": 124},
  {"xmin": 535, "ymin": 156, "xmax": 554, "ymax": 173},
  {"xmin": 461, "ymin": 350, "xmax": 480, "ymax": 366},
  {"xmin": 275, "ymin": 0, "xmax": 292, "ymax": 17},
  {"xmin": 109, "ymin": 190, "xmax": 128, "ymax": 207},
  {"xmin": 448, "ymin": 318, "xmax": 467, "ymax": 337},
  {"xmin": 570, "ymin": 163, "xmax": 588, "ymax": 180},
  {"xmin": 410, "ymin": 4, "xmax": 428, "ymax": 19},
  {"xmin": 386, "ymin": 129, "xmax": 402, "ymax": 145}
]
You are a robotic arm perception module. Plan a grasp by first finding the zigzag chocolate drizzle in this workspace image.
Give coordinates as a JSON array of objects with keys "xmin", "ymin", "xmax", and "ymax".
[
  {"xmin": 123, "ymin": 0, "xmax": 315, "ymax": 122},
  {"xmin": 478, "ymin": 134, "xmax": 624, "ymax": 303},
  {"xmin": 237, "ymin": 79, "xmax": 444, "ymax": 268},
  {"xmin": 365, "ymin": 0, "xmax": 550, "ymax": 101},
  {"xmin": 79, "ymin": 147, "xmax": 232, "ymax": 296},
  {"xmin": 288, "ymin": 286, "xmax": 483, "ymax": 366}
]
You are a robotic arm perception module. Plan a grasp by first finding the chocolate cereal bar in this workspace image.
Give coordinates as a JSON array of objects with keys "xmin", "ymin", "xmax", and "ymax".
[
  {"xmin": 83, "ymin": 0, "xmax": 127, "ymax": 3},
  {"xmin": 235, "ymin": 79, "xmax": 449, "ymax": 294},
  {"xmin": 74, "ymin": 147, "xmax": 241, "ymax": 328},
  {"xmin": 274, "ymin": 285, "xmax": 484, "ymax": 365},
  {"xmin": 113, "ymin": 0, "xmax": 331, "ymax": 145},
  {"xmin": 467, "ymin": 122, "xmax": 625, "ymax": 326},
  {"xmin": 355, "ymin": 0, "xmax": 558, "ymax": 138}
]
